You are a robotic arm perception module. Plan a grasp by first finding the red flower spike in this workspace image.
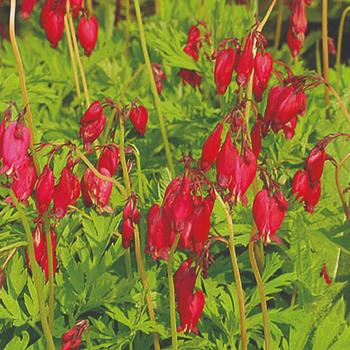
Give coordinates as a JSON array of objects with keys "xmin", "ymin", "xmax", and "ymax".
[
  {"xmin": 199, "ymin": 123, "xmax": 224, "ymax": 172},
  {"xmin": 81, "ymin": 168, "xmax": 113, "ymax": 212},
  {"xmin": 236, "ymin": 34, "xmax": 254, "ymax": 87},
  {"xmin": 21, "ymin": 0, "xmax": 37, "ymax": 19},
  {"xmin": 214, "ymin": 47, "xmax": 236, "ymax": 95},
  {"xmin": 253, "ymin": 52, "xmax": 273, "ymax": 102},
  {"xmin": 304, "ymin": 147, "xmax": 327, "ymax": 184},
  {"xmin": 77, "ymin": 15, "xmax": 98, "ymax": 56},
  {"xmin": 178, "ymin": 69, "xmax": 202, "ymax": 88},
  {"xmin": 1, "ymin": 121, "xmax": 30, "ymax": 176},
  {"xmin": 44, "ymin": 10, "xmax": 65, "ymax": 48},
  {"xmin": 320, "ymin": 264, "xmax": 331, "ymax": 285},
  {"xmin": 61, "ymin": 320, "xmax": 88, "ymax": 350},
  {"xmin": 251, "ymin": 120, "xmax": 262, "ymax": 159},
  {"xmin": 70, "ymin": 0, "xmax": 82, "ymax": 18},
  {"xmin": 54, "ymin": 164, "xmax": 81, "ymax": 219},
  {"xmin": 216, "ymin": 130, "xmax": 236, "ymax": 188},
  {"xmin": 146, "ymin": 204, "xmax": 172, "ymax": 260},
  {"xmin": 129, "ymin": 105, "xmax": 148, "ymax": 136},
  {"xmin": 183, "ymin": 25, "xmax": 201, "ymax": 61},
  {"xmin": 80, "ymin": 102, "xmax": 106, "ymax": 150},
  {"xmin": 35, "ymin": 164, "xmax": 55, "ymax": 215},
  {"xmin": 229, "ymin": 147, "xmax": 257, "ymax": 205},
  {"xmin": 97, "ymin": 145, "xmax": 119, "ymax": 176},
  {"xmin": 11, "ymin": 156, "xmax": 37, "ymax": 204},
  {"xmin": 253, "ymin": 189, "xmax": 288, "ymax": 244},
  {"xmin": 27, "ymin": 224, "xmax": 57, "ymax": 281},
  {"xmin": 292, "ymin": 170, "xmax": 321, "ymax": 213}
]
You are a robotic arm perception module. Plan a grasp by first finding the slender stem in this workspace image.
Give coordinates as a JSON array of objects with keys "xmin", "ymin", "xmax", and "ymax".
[
  {"xmin": 125, "ymin": 0, "xmax": 131, "ymax": 54},
  {"xmin": 335, "ymin": 152, "xmax": 350, "ymax": 221},
  {"xmin": 168, "ymin": 234, "xmax": 180, "ymax": 350},
  {"xmin": 64, "ymin": 15, "xmax": 82, "ymax": 102},
  {"xmin": 322, "ymin": 0, "xmax": 330, "ymax": 113},
  {"xmin": 9, "ymin": 191, "xmax": 55, "ymax": 350},
  {"xmin": 86, "ymin": 0, "xmax": 93, "ymax": 15},
  {"xmin": 316, "ymin": 40, "xmax": 322, "ymax": 75},
  {"xmin": 102, "ymin": 107, "xmax": 118, "ymax": 144},
  {"xmin": 85, "ymin": 328, "xmax": 92, "ymax": 349},
  {"xmin": 67, "ymin": 1, "xmax": 90, "ymax": 107},
  {"xmin": 43, "ymin": 213, "xmax": 54, "ymax": 331},
  {"xmin": 273, "ymin": 0, "xmax": 284, "ymax": 50},
  {"xmin": 1, "ymin": 248, "xmax": 17, "ymax": 270},
  {"xmin": 155, "ymin": 0, "xmax": 160, "ymax": 15},
  {"xmin": 9, "ymin": 0, "xmax": 39, "ymax": 173},
  {"xmin": 216, "ymin": 193, "xmax": 247, "ymax": 350},
  {"xmin": 133, "ymin": 0, "xmax": 175, "ymax": 177},
  {"xmin": 131, "ymin": 145, "xmax": 144, "ymax": 202},
  {"xmin": 336, "ymin": 6, "xmax": 350, "ymax": 89},
  {"xmin": 75, "ymin": 148, "xmax": 127, "ymax": 199},
  {"xmin": 134, "ymin": 225, "xmax": 161, "ymax": 350},
  {"xmin": 249, "ymin": 241, "xmax": 270, "ymax": 350}
]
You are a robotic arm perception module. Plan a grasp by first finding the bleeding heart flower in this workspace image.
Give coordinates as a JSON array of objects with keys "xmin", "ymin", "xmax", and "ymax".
[
  {"xmin": 77, "ymin": 15, "xmax": 98, "ymax": 56},
  {"xmin": 253, "ymin": 188, "xmax": 288, "ymax": 244},
  {"xmin": 292, "ymin": 169, "xmax": 321, "ymax": 213},
  {"xmin": 183, "ymin": 25, "xmax": 201, "ymax": 61},
  {"xmin": 70, "ymin": 0, "xmax": 82, "ymax": 18},
  {"xmin": 216, "ymin": 130, "xmax": 237, "ymax": 188},
  {"xmin": 97, "ymin": 145, "xmax": 119, "ymax": 177},
  {"xmin": 121, "ymin": 194, "xmax": 140, "ymax": 248},
  {"xmin": 21, "ymin": 0, "xmax": 37, "ymax": 19},
  {"xmin": 304, "ymin": 147, "xmax": 327, "ymax": 184},
  {"xmin": 178, "ymin": 69, "xmax": 202, "ymax": 88},
  {"xmin": 253, "ymin": 52, "xmax": 273, "ymax": 101},
  {"xmin": 214, "ymin": 47, "xmax": 236, "ymax": 95},
  {"xmin": 290, "ymin": 0, "xmax": 307, "ymax": 34},
  {"xmin": 199, "ymin": 123, "xmax": 224, "ymax": 172},
  {"xmin": 35, "ymin": 164, "xmax": 55, "ymax": 215},
  {"xmin": 129, "ymin": 105, "xmax": 148, "ymax": 136},
  {"xmin": 152, "ymin": 63, "xmax": 167, "ymax": 95},
  {"xmin": 282, "ymin": 116, "xmax": 298, "ymax": 140},
  {"xmin": 61, "ymin": 320, "xmax": 88, "ymax": 350},
  {"xmin": 236, "ymin": 34, "xmax": 254, "ymax": 87},
  {"xmin": 1, "ymin": 121, "xmax": 30, "ymax": 175},
  {"xmin": 44, "ymin": 10, "xmax": 65, "ymax": 48},
  {"xmin": 287, "ymin": 26, "xmax": 304, "ymax": 58}
]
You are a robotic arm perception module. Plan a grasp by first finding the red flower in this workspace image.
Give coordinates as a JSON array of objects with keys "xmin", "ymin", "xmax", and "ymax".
[
  {"xmin": 21, "ymin": 0, "xmax": 37, "ymax": 19},
  {"xmin": 214, "ymin": 47, "xmax": 236, "ymax": 95},
  {"xmin": 81, "ymin": 167, "xmax": 113, "ymax": 212},
  {"xmin": 152, "ymin": 63, "xmax": 167, "ymax": 95},
  {"xmin": 253, "ymin": 189, "xmax": 288, "ymax": 244},
  {"xmin": 253, "ymin": 52, "xmax": 273, "ymax": 101},
  {"xmin": 35, "ymin": 164, "xmax": 55, "ymax": 215},
  {"xmin": 292, "ymin": 169, "xmax": 321, "ymax": 213},
  {"xmin": 236, "ymin": 34, "xmax": 254, "ymax": 87},
  {"xmin": 304, "ymin": 147, "xmax": 327, "ymax": 184},
  {"xmin": 179, "ymin": 69, "xmax": 202, "ymax": 88},
  {"xmin": 77, "ymin": 15, "xmax": 98, "ymax": 56},
  {"xmin": 328, "ymin": 37, "xmax": 336, "ymax": 56},
  {"xmin": 27, "ymin": 224, "xmax": 57, "ymax": 281},
  {"xmin": 251, "ymin": 119, "xmax": 262, "ymax": 159},
  {"xmin": 287, "ymin": 27, "xmax": 304, "ymax": 58},
  {"xmin": 1, "ymin": 121, "xmax": 30, "ymax": 176},
  {"xmin": 11, "ymin": 156, "xmax": 37, "ymax": 204},
  {"xmin": 216, "ymin": 130, "xmax": 237, "ymax": 188},
  {"xmin": 129, "ymin": 105, "xmax": 148, "ymax": 136},
  {"xmin": 97, "ymin": 145, "xmax": 119, "ymax": 176},
  {"xmin": 199, "ymin": 123, "xmax": 223, "ymax": 172},
  {"xmin": 61, "ymin": 320, "xmax": 88, "ymax": 350},
  {"xmin": 290, "ymin": 0, "xmax": 307, "ymax": 34},
  {"xmin": 70, "ymin": 0, "xmax": 82, "ymax": 18},
  {"xmin": 183, "ymin": 25, "xmax": 201, "ymax": 61},
  {"xmin": 121, "ymin": 194, "xmax": 140, "ymax": 248},
  {"xmin": 54, "ymin": 162, "xmax": 81, "ymax": 219},
  {"xmin": 44, "ymin": 10, "xmax": 65, "ymax": 48},
  {"xmin": 80, "ymin": 101, "xmax": 106, "ymax": 150},
  {"xmin": 320, "ymin": 264, "xmax": 331, "ymax": 285}
]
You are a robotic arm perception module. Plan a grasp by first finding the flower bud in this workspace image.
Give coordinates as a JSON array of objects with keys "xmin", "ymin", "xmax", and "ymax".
[
  {"xmin": 214, "ymin": 47, "xmax": 236, "ymax": 95},
  {"xmin": 21, "ymin": 0, "xmax": 37, "ymax": 19},
  {"xmin": 183, "ymin": 25, "xmax": 201, "ymax": 61},
  {"xmin": 253, "ymin": 52, "xmax": 273, "ymax": 102},
  {"xmin": 178, "ymin": 69, "xmax": 202, "ymax": 88},
  {"xmin": 129, "ymin": 105, "xmax": 148, "ymax": 136},
  {"xmin": 304, "ymin": 147, "xmax": 327, "ymax": 184},
  {"xmin": 199, "ymin": 123, "xmax": 223, "ymax": 172},
  {"xmin": 61, "ymin": 320, "xmax": 88, "ymax": 350},
  {"xmin": 97, "ymin": 145, "xmax": 119, "ymax": 176},
  {"xmin": 44, "ymin": 10, "xmax": 65, "ymax": 48},
  {"xmin": 77, "ymin": 15, "xmax": 98, "ymax": 56},
  {"xmin": 236, "ymin": 34, "xmax": 254, "ymax": 87},
  {"xmin": 70, "ymin": 0, "xmax": 82, "ymax": 18}
]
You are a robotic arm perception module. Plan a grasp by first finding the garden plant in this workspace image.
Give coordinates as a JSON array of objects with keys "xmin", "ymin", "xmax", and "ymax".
[{"xmin": 1, "ymin": 0, "xmax": 350, "ymax": 349}]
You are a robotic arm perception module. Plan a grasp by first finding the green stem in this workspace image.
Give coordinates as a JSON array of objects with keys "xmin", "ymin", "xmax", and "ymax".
[
  {"xmin": 322, "ymin": 0, "xmax": 330, "ymax": 113},
  {"xmin": 168, "ymin": 234, "xmax": 180, "ymax": 350},
  {"xmin": 216, "ymin": 193, "xmax": 247, "ymax": 350},
  {"xmin": 102, "ymin": 107, "xmax": 118, "ymax": 145},
  {"xmin": 273, "ymin": 0, "xmax": 284, "ymax": 50},
  {"xmin": 336, "ymin": 6, "xmax": 350, "ymax": 89},
  {"xmin": 9, "ymin": 191, "xmax": 55, "ymax": 350},
  {"xmin": 131, "ymin": 145, "xmax": 144, "ymax": 202},
  {"xmin": 133, "ymin": 0, "xmax": 175, "ymax": 177},
  {"xmin": 125, "ymin": 0, "xmax": 131, "ymax": 55},
  {"xmin": 316, "ymin": 40, "xmax": 322, "ymax": 75},
  {"xmin": 43, "ymin": 213, "xmax": 54, "ymax": 332}
]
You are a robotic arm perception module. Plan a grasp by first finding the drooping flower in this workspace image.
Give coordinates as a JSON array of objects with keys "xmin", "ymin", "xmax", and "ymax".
[
  {"xmin": 152, "ymin": 63, "xmax": 167, "ymax": 95},
  {"xmin": 183, "ymin": 25, "xmax": 201, "ymax": 61},
  {"xmin": 214, "ymin": 47, "xmax": 236, "ymax": 95},
  {"xmin": 199, "ymin": 123, "xmax": 224, "ymax": 172},
  {"xmin": 61, "ymin": 320, "xmax": 88, "ymax": 350},
  {"xmin": 304, "ymin": 146, "xmax": 327, "ymax": 184},
  {"xmin": 236, "ymin": 33, "xmax": 254, "ymax": 87},
  {"xmin": 35, "ymin": 165, "xmax": 55, "ymax": 215},
  {"xmin": 77, "ymin": 15, "xmax": 99, "ymax": 56},
  {"xmin": 70, "ymin": 0, "xmax": 82, "ymax": 18},
  {"xmin": 292, "ymin": 169, "xmax": 321, "ymax": 213},
  {"xmin": 121, "ymin": 194, "xmax": 140, "ymax": 248},
  {"xmin": 44, "ymin": 10, "xmax": 65, "ymax": 48},
  {"xmin": 96, "ymin": 144, "xmax": 119, "ymax": 176},
  {"xmin": 253, "ymin": 51, "xmax": 273, "ymax": 101},
  {"xmin": 129, "ymin": 105, "xmax": 148, "ymax": 136},
  {"xmin": 21, "ymin": 0, "xmax": 37, "ymax": 19},
  {"xmin": 178, "ymin": 69, "xmax": 202, "ymax": 88},
  {"xmin": 253, "ymin": 188, "xmax": 288, "ymax": 244}
]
